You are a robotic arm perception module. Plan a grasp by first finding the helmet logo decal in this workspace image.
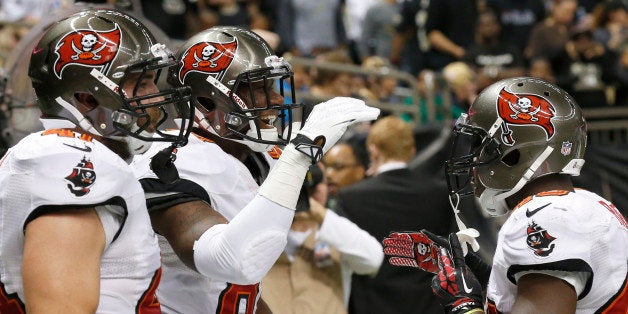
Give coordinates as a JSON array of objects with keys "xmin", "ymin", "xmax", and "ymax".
[
  {"xmin": 497, "ymin": 88, "xmax": 556, "ymax": 146},
  {"xmin": 65, "ymin": 156, "xmax": 96, "ymax": 197},
  {"xmin": 53, "ymin": 24, "xmax": 121, "ymax": 79},
  {"xmin": 526, "ymin": 220, "xmax": 556, "ymax": 257},
  {"xmin": 178, "ymin": 39, "xmax": 237, "ymax": 83},
  {"xmin": 561, "ymin": 141, "xmax": 572, "ymax": 156}
]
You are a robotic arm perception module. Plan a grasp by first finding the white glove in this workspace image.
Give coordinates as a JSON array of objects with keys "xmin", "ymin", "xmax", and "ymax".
[{"xmin": 297, "ymin": 97, "xmax": 380, "ymax": 153}]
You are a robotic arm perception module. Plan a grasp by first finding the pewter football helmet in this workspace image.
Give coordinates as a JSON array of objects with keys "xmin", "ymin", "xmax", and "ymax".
[
  {"xmin": 445, "ymin": 77, "xmax": 587, "ymax": 216},
  {"xmin": 28, "ymin": 8, "xmax": 193, "ymax": 154},
  {"xmin": 168, "ymin": 26, "xmax": 302, "ymax": 152}
]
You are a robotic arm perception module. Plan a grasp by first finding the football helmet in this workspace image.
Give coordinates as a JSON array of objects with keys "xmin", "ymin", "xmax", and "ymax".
[
  {"xmin": 445, "ymin": 77, "xmax": 587, "ymax": 216},
  {"xmin": 28, "ymin": 8, "xmax": 193, "ymax": 155},
  {"xmin": 168, "ymin": 26, "xmax": 302, "ymax": 152}
]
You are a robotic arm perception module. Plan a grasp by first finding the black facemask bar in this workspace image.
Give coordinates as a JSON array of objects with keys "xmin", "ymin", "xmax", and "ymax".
[
  {"xmin": 115, "ymin": 55, "xmax": 194, "ymax": 148},
  {"xmin": 445, "ymin": 121, "xmax": 501, "ymax": 197},
  {"xmin": 225, "ymin": 65, "xmax": 303, "ymax": 145}
]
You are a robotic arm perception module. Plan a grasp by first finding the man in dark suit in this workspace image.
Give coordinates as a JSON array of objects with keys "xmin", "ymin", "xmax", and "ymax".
[{"xmin": 337, "ymin": 116, "xmax": 455, "ymax": 314}]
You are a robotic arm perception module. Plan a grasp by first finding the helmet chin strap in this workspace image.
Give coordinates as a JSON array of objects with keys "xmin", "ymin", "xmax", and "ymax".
[
  {"xmin": 55, "ymin": 96, "xmax": 103, "ymax": 136},
  {"xmin": 116, "ymin": 124, "xmax": 154, "ymax": 158},
  {"xmin": 479, "ymin": 145, "xmax": 555, "ymax": 216},
  {"xmin": 448, "ymin": 193, "xmax": 481, "ymax": 256},
  {"xmin": 237, "ymin": 126, "xmax": 278, "ymax": 152}
]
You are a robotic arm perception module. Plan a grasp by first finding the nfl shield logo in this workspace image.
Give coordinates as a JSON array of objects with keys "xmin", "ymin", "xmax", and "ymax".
[{"xmin": 561, "ymin": 141, "xmax": 572, "ymax": 156}]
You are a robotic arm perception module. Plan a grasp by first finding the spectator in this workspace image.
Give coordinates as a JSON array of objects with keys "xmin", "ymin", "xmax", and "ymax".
[
  {"xmin": 525, "ymin": 0, "xmax": 578, "ymax": 67},
  {"xmin": 360, "ymin": 0, "xmax": 400, "ymax": 61},
  {"xmin": 343, "ymin": 0, "xmax": 378, "ymax": 63},
  {"xmin": 442, "ymin": 61, "xmax": 478, "ymax": 112},
  {"xmin": 323, "ymin": 137, "xmax": 369, "ymax": 210},
  {"xmin": 337, "ymin": 116, "xmax": 455, "ymax": 314},
  {"xmin": 591, "ymin": 0, "xmax": 628, "ymax": 53},
  {"xmin": 261, "ymin": 164, "xmax": 383, "ymax": 313},
  {"xmin": 309, "ymin": 50, "xmax": 357, "ymax": 99},
  {"xmin": 358, "ymin": 56, "xmax": 401, "ymax": 104},
  {"xmin": 424, "ymin": 0, "xmax": 479, "ymax": 71},
  {"xmin": 555, "ymin": 28, "xmax": 616, "ymax": 108},
  {"xmin": 528, "ymin": 57, "xmax": 557, "ymax": 83},
  {"xmin": 463, "ymin": 9, "xmax": 526, "ymax": 90},
  {"xmin": 487, "ymin": 0, "xmax": 547, "ymax": 52},
  {"xmin": 389, "ymin": 0, "xmax": 430, "ymax": 75},
  {"xmin": 275, "ymin": 0, "xmax": 345, "ymax": 57}
]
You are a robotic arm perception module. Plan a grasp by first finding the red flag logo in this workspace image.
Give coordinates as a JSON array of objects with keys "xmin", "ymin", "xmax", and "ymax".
[
  {"xmin": 497, "ymin": 88, "xmax": 555, "ymax": 145},
  {"xmin": 53, "ymin": 25, "xmax": 121, "ymax": 79},
  {"xmin": 178, "ymin": 39, "xmax": 237, "ymax": 84}
]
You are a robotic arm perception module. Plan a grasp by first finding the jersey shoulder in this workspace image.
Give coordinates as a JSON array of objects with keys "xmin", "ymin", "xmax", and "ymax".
[{"xmin": 7, "ymin": 129, "xmax": 139, "ymax": 206}]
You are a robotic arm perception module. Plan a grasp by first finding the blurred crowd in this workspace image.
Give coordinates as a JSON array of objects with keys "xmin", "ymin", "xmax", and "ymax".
[
  {"xmin": 1, "ymin": 0, "xmax": 626, "ymax": 105},
  {"xmin": 0, "ymin": 2, "xmax": 625, "ymax": 312}
]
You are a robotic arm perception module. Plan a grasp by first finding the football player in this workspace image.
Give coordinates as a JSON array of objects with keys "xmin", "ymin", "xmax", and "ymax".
[
  {"xmin": 131, "ymin": 26, "xmax": 380, "ymax": 313},
  {"xmin": 0, "ymin": 9, "xmax": 194, "ymax": 313},
  {"xmin": 384, "ymin": 77, "xmax": 628, "ymax": 313}
]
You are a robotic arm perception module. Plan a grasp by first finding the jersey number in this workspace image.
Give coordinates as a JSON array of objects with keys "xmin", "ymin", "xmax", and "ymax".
[{"xmin": 216, "ymin": 283, "xmax": 260, "ymax": 314}]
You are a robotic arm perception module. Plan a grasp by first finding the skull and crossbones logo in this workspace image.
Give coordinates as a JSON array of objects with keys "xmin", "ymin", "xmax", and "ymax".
[
  {"xmin": 509, "ymin": 97, "xmax": 541, "ymax": 121},
  {"xmin": 193, "ymin": 44, "xmax": 221, "ymax": 68},
  {"xmin": 71, "ymin": 33, "xmax": 107, "ymax": 60}
]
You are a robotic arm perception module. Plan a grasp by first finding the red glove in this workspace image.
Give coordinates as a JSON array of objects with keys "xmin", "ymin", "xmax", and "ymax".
[
  {"xmin": 382, "ymin": 231, "xmax": 440, "ymax": 273},
  {"xmin": 432, "ymin": 233, "xmax": 484, "ymax": 314}
]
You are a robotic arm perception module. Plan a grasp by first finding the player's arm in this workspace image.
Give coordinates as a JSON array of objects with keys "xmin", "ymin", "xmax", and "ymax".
[
  {"xmin": 146, "ymin": 98, "xmax": 380, "ymax": 284},
  {"xmin": 311, "ymin": 199, "xmax": 383, "ymax": 275},
  {"xmin": 512, "ymin": 273, "xmax": 577, "ymax": 314},
  {"xmin": 149, "ymin": 200, "xmax": 228, "ymax": 271},
  {"xmin": 23, "ymin": 207, "xmax": 105, "ymax": 314},
  {"xmin": 190, "ymin": 97, "xmax": 380, "ymax": 284}
]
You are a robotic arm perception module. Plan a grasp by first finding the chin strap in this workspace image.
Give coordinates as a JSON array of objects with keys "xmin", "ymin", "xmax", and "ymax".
[{"xmin": 448, "ymin": 193, "xmax": 481, "ymax": 256}]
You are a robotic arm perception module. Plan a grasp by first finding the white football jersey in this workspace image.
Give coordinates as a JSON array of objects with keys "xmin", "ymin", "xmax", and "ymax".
[
  {"xmin": 133, "ymin": 131, "xmax": 280, "ymax": 314},
  {"xmin": 486, "ymin": 189, "xmax": 628, "ymax": 313},
  {"xmin": 0, "ymin": 129, "xmax": 162, "ymax": 313}
]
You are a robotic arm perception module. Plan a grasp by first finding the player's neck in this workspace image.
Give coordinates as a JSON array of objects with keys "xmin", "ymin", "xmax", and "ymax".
[{"xmin": 506, "ymin": 174, "xmax": 574, "ymax": 209}]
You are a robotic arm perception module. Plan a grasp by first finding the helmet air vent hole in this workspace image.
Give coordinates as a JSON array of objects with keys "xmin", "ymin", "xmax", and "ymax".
[
  {"xmin": 517, "ymin": 82, "xmax": 524, "ymax": 87},
  {"xmin": 196, "ymin": 97, "xmax": 216, "ymax": 111},
  {"xmin": 501, "ymin": 149, "xmax": 520, "ymax": 166},
  {"xmin": 544, "ymin": 91, "xmax": 550, "ymax": 96}
]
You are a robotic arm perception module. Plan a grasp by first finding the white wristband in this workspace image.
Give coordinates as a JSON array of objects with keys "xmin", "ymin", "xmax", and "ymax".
[{"xmin": 258, "ymin": 144, "xmax": 311, "ymax": 210}]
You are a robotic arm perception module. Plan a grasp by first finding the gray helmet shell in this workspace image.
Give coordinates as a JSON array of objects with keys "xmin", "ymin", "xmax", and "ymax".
[
  {"xmin": 28, "ymin": 8, "xmax": 193, "ymax": 153},
  {"xmin": 169, "ymin": 26, "xmax": 301, "ymax": 151},
  {"xmin": 446, "ymin": 77, "xmax": 587, "ymax": 215}
]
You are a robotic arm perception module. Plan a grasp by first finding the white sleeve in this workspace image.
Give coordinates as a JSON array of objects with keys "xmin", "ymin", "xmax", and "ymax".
[
  {"xmin": 192, "ymin": 195, "xmax": 293, "ymax": 284},
  {"xmin": 315, "ymin": 210, "xmax": 383, "ymax": 275}
]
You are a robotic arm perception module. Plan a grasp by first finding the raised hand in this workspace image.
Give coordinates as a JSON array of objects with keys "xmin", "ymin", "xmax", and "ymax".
[
  {"xmin": 382, "ymin": 231, "xmax": 440, "ymax": 273},
  {"xmin": 432, "ymin": 233, "xmax": 484, "ymax": 314},
  {"xmin": 292, "ymin": 97, "xmax": 380, "ymax": 163}
]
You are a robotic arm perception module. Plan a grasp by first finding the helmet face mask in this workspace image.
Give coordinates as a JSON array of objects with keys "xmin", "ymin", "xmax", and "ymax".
[
  {"xmin": 445, "ymin": 77, "xmax": 587, "ymax": 216},
  {"xmin": 170, "ymin": 26, "xmax": 302, "ymax": 152},
  {"xmin": 29, "ymin": 9, "xmax": 193, "ymax": 155},
  {"xmin": 446, "ymin": 115, "xmax": 502, "ymax": 198}
]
